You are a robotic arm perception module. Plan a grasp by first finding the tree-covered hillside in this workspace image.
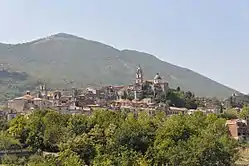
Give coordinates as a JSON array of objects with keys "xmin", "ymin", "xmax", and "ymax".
[
  {"xmin": 0, "ymin": 33, "xmax": 238, "ymax": 98},
  {"xmin": 0, "ymin": 69, "xmax": 37, "ymax": 104}
]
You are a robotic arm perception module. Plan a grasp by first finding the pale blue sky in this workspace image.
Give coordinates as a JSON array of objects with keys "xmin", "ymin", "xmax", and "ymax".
[{"xmin": 0, "ymin": 0, "xmax": 249, "ymax": 93}]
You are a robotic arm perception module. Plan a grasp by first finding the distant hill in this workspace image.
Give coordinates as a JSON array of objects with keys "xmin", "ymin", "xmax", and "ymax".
[
  {"xmin": 0, "ymin": 33, "xmax": 239, "ymax": 99},
  {"xmin": 0, "ymin": 69, "xmax": 37, "ymax": 103}
]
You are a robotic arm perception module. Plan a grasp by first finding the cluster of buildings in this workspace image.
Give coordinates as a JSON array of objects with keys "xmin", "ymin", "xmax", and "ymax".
[
  {"xmin": 223, "ymin": 93, "xmax": 249, "ymax": 108},
  {"xmin": 2, "ymin": 65, "xmax": 248, "ymax": 142},
  {"xmin": 5, "ymin": 66, "xmax": 170, "ymax": 115},
  {"xmin": 222, "ymin": 94, "xmax": 249, "ymax": 141},
  {"xmin": 1, "ymin": 66, "xmax": 224, "ymax": 121}
]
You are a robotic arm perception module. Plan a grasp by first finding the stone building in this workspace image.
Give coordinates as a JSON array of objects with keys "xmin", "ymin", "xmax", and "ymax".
[
  {"xmin": 8, "ymin": 90, "xmax": 52, "ymax": 112},
  {"xmin": 223, "ymin": 93, "xmax": 249, "ymax": 108},
  {"xmin": 33, "ymin": 98, "xmax": 52, "ymax": 109},
  {"xmin": 166, "ymin": 107, "xmax": 188, "ymax": 116},
  {"xmin": 226, "ymin": 119, "xmax": 249, "ymax": 141},
  {"xmin": 77, "ymin": 95, "xmax": 95, "ymax": 107},
  {"xmin": 97, "ymin": 86, "xmax": 119, "ymax": 101},
  {"xmin": 8, "ymin": 91, "xmax": 34, "ymax": 112},
  {"xmin": 118, "ymin": 65, "xmax": 169, "ymax": 101}
]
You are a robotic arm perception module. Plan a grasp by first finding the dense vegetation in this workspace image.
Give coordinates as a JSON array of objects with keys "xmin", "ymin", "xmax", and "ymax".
[
  {"xmin": 155, "ymin": 88, "xmax": 202, "ymax": 109},
  {"xmin": 221, "ymin": 105, "xmax": 249, "ymax": 120},
  {"xmin": 0, "ymin": 109, "xmax": 239, "ymax": 165},
  {"xmin": 122, "ymin": 85, "xmax": 207, "ymax": 110}
]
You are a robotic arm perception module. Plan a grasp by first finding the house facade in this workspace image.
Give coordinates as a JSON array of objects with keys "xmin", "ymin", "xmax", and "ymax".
[{"xmin": 226, "ymin": 119, "xmax": 249, "ymax": 141}]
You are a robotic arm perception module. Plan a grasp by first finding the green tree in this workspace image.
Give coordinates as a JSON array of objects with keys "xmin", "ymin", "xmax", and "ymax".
[
  {"xmin": 0, "ymin": 131, "xmax": 21, "ymax": 150},
  {"xmin": 221, "ymin": 108, "xmax": 239, "ymax": 120},
  {"xmin": 2, "ymin": 155, "xmax": 26, "ymax": 166},
  {"xmin": 25, "ymin": 110, "xmax": 47, "ymax": 151},
  {"xmin": 239, "ymin": 105, "xmax": 249, "ymax": 120},
  {"xmin": 0, "ymin": 119, "xmax": 8, "ymax": 131},
  {"xmin": 0, "ymin": 109, "xmax": 239, "ymax": 165},
  {"xmin": 59, "ymin": 133, "xmax": 95, "ymax": 165},
  {"xmin": 27, "ymin": 154, "xmax": 47, "ymax": 166},
  {"xmin": 112, "ymin": 113, "xmax": 154, "ymax": 155},
  {"xmin": 8, "ymin": 115, "xmax": 28, "ymax": 143},
  {"xmin": 43, "ymin": 111, "xmax": 69, "ymax": 152},
  {"xmin": 58, "ymin": 149, "xmax": 84, "ymax": 166},
  {"xmin": 67, "ymin": 114, "xmax": 89, "ymax": 136},
  {"xmin": 166, "ymin": 89, "xmax": 185, "ymax": 107},
  {"xmin": 153, "ymin": 112, "xmax": 238, "ymax": 165},
  {"xmin": 27, "ymin": 154, "xmax": 58, "ymax": 166}
]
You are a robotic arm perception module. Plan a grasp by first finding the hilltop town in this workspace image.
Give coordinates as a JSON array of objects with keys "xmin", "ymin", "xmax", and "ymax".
[
  {"xmin": 0, "ymin": 1, "xmax": 248, "ymax": 164},
  {"xmin": 2, "ymin": 65, "xmax": 249, "ymax": 144},
  {"xmin": 4, "ymin": 64, "xmax": 248, "ymax": 114},
  {"xmin": 4, "ymin": 65, "xmax": 220, "ymax": 116}
]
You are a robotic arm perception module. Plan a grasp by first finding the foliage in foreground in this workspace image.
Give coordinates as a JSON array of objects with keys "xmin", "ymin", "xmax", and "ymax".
[
  {"xmin": 2, "ymin": 109, "xmax": 239, "ymax": 165},
  {"xmin": 220, "ymin": 105, "xmax": 249, "ymax": 120}
]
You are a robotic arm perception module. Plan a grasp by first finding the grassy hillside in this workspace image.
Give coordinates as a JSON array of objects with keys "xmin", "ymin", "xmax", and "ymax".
[
  {"xmin": 0, "ymin": 33, "xmax": 238, "ymax": 99},
  {"xmin": 0, "ymin": 69, "xmax": 37, "ymax": 103}
]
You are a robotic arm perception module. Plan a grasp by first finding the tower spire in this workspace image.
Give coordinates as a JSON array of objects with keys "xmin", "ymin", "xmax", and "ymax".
[{"xmin": 136, "ymin": 65, "xmax": 143, "ymax": 84}]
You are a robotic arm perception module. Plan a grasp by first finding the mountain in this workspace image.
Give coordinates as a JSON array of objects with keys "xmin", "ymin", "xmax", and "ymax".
[
  {"xmin": 0, "ymin": 69, "xmax": 38, "ymax": 104},
  {"xmin": 0, "ymin": 33, "xmax": 239, "ymax": 99}
]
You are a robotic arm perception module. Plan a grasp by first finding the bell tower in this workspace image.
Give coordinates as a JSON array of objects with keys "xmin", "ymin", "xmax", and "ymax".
[
  {"xmin": 135, "ymin": 65, "xmax": 143, "ymax": 85},
  {"xmin": 40, "ymin": 83, "xmax": 47, "ymax": 98},
  {"xmin": 134, "ymin": 65, "xmax": 143, "ymax": 100}
]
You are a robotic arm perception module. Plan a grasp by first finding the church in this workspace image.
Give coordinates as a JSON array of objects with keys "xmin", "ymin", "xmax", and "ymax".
[
  {"xmin": 134, "ymin": 65, "xmax": 169, "ymax": 100},
  {"xmin": 117, "ymin": 65, "xmax": 169, "ymax": 101}
]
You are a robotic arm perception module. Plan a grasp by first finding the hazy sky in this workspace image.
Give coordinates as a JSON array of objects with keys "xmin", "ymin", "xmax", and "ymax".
[{"xmin": 0, "ymin": 0, "xmax": 249, "ymax": 93}]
